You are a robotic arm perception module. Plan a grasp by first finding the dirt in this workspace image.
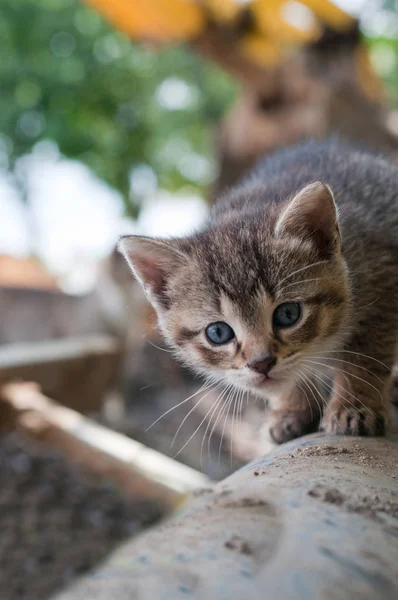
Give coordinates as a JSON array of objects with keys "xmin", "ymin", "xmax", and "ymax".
[
  {"xmin": 249, "ymin": 439, "xmax": 398, "ymax": 529},
  {"xmin": 307, "ymin": 483, "xmax": 398, "ymax": 526},
  {"xmin": 292, "ymin": 444, "xmax": 351, "ymax": 457},
  {"xmin": 296, "ymin": 441, "xmax": 398, "ymax": 476},
  {"xmin": 224, "ymin": 535, "xmax": 253, "ymax": 555},
  {"xmin": 308, "ymin": 484, "xmax": 346, "ymax": 505},
  {"xmin": 192, "ymin": 487, "xmax": 214, "ymax": 497},
  {"xmin": 251, "ymin": 444, "xmax": 353, "ymax": 477},
  {"xmin": 221, "ymin": 497, "xmax": 269, "ymax": 509},
  {"xmin": 283, "ymin": 441, "xmax": 398, "ymax": 526},
  {"xmin": 0, "ymin": 432, "xmax": 162, "ymax": 600},
  {"xmin": 346, "ymin": 494, "xmax": 398, "ymax": 521},
  {"xmin": 252, "ymin": 440, "xmax": 398, "ymax": 478}
]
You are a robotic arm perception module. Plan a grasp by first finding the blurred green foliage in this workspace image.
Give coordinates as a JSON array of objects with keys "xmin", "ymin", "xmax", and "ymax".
[
  {"xmin": 363, "ymin": 1, "xmax": 398, "ymax": 106},
  {"xmin": 2, "ymin": 0, "xmax": 398, "ymax": 217},
  {"xmin": 0, "ymin": 0, "xmax": 236, "ymax": 215},
  {"xmin": 368, "ymin": 36, "xmax": 398, "ymax": 106},
  {"xmin": 364, "ymin": 0, "xmax": 398, "ymax": 107}
]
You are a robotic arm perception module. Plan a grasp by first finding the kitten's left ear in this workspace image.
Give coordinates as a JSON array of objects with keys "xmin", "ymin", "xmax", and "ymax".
[
  {"xmin": 274, "ymin": 181, "xmax": 341, "ymax": 257},
  {"xmin": 118, "ymin": 235, "xmax": 188, "ymax": 308}
]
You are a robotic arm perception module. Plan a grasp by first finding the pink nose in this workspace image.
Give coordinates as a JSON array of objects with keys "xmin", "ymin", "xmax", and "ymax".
[{"xmin": 248, "ymin": 353, "xmax": 276, "ymax": 376}]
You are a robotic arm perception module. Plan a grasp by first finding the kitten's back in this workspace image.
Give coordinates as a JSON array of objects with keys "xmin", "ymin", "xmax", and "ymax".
[
  {"xmin": 212, "ymin": 139, "xmax": 398, "ymax": 310},
  {"xmin": 218, "ymin": 139, "xmax": 398, "ymax": 239}
]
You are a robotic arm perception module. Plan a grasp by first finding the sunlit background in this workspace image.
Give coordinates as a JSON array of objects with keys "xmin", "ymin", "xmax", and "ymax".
[{"xmin": 2, "ymin": 0, "xmax": 398, "ymax": 293}]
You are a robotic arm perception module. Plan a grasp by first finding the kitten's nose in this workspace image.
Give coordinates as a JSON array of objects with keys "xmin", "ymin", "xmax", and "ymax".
[{"xmin": 248, "ymin": 353, "xmax": 276, "ymax": 376}]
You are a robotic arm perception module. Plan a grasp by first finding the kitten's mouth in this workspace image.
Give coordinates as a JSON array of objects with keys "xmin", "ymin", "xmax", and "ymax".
[{"xmin": 255, "ymin": 373, "xmax": 278, "ymax": 387}]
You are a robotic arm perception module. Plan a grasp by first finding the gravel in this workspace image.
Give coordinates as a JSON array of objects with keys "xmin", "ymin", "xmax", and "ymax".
[{"xmin": 0, "ymin": 432, "xmax": 162, "ymax": 600}]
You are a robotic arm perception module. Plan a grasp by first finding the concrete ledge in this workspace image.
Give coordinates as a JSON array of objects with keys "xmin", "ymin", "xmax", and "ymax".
[
  {"xmin": 53, "ymin": 432, "xmax": 398, "ymax": 600},
  {"xmin": 0, "ymin": 336, "xmax": 121, "ymax": 415},
  {"xmin": 1, "ymin": 382, "xmax": 211, "ymax": 511}
]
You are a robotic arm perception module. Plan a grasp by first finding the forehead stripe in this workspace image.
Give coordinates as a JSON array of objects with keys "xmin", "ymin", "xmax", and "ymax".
[
  {"xmin": 175, "ymin": 327, "xmax": 201, "ymax": 345},
  {"xmin": 305, "ymin": 293, "xmax": 344, "ymax": 307}
]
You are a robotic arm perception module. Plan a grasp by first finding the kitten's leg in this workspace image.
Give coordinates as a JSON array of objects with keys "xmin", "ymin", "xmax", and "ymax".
[
  {"xmin": 320, "ymin": 344, "xmax": 393, "ymax": 436},
  {"xmin": 267, "ymin": 380, "xmax": 323, "ymax": 444}
]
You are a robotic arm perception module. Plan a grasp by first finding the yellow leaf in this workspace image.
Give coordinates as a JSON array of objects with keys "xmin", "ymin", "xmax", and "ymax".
[
  {"xmin": 240, "ymin": 33, "xmax": 282, "ymax": 66},
  {"xmin": 252, "ymin": 0, "xmax": 321, "ymax": 44},
  {"xmin": 85, "ymin": 0, "xmax": 205, "ymax": 42},
  {"xmin": 205, "ymin": 0, "xmax": 242, "ymax": 23},
  {"xmin": 300, "ymin": 0, "xmax": 355, "ymax": 31}
]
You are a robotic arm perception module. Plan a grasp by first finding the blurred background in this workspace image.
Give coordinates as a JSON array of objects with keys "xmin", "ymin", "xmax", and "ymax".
[{"xmin": 2, "ymin": 0, "xmax": 398, "ymax": 598}]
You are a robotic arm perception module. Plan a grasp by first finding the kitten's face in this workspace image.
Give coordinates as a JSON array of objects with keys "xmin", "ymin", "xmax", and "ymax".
[{"xmin": 120, "ymin": 182, "xmax": 350, "ymax": 403}]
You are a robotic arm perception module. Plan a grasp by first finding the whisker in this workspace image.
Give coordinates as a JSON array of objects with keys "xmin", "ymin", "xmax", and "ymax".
[
  {"xmin": 145, "ymin": 379, "xmax": 215, "ymax": 431},
  {"xmin": 218, "ymin": 389, "xmax": 236, "ymax": 465},
  {"xmin": 173, "ymin": 385, "xmax": 227, "ymax": 459},
  {"xmin": 338, "ymin": 370, "xmax": 379, "ymax": 421},
  {"xmin": 306, "ymin": 355, "xmax": 385, "ymax": 385},
  {"xmin": 304, "ymin": 359, "xmax": 384, "ymax": 403},
  {"xmin": 171, "ymin": 382, "xmax": 223, "ymax": 447},
  {"xmin": 298, "ymin": 370, "xmax": 324, "ymax": 418},
  {"xmin": 303, "ymin": 364, "xmax": 351, "ymax": 407},
  {"xmin": 199, "ymin": 388, "xmax": 225, "ymax": 471},
  {"xmin": 297, "ymin": 368, "xmax": 340, "ymax": 433},
  {"xmin": 277, "ymin": 260, "xmax": 328, "ymax": 288},
  {"xmin": 207, "ymin": 384, "xmax": 234, "ymax": 460},
  {"xmin": 301, "ymin": 366, "xmax": 345, "ymax": 435},
  {"xmin": 237, "ymin": 389, "xmax": 242, "ymax": 425},
  {"xmin": 278, "ymin": 278, "xmax": 322, "ymax": 294},
  {"xmin": 294, "ymin": 375, "xmax": 313, "ymax": 422},
  {"xmin": 147, "ymin": 340, "xmax": 174, "ymax": 353},
  {"xmin": 239, "ymin": 389, "xmax": 247, "ymax": 424},
  {"xmin": 319, "ymin": 350, "xmax": 391, "ymax": 372},
  {"xmin": 230, "ymin": 389, "xmax": 240, "ymax": 467},
  {"xmin": 200, "ymin": 384, "xmax": 232, "ymax": 469},
  {"xmin": 355, "ymin": 297, "xmax": 380, "ymax": 310},
  {"xmin": 303, "ymin": 365, "xmax": 376, "ymax": 421},
  {"xmin": 303, "ymin": 368, "xmax": 345, "ymax": 434},
  {"xmin": 231, "ymin": 387, "xmax": 245, "ymax": 464}
]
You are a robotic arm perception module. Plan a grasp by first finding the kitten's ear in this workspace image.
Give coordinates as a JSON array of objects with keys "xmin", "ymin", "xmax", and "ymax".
[
  {"xmin": 118, "ymin": 236, "xmax": 188, "ymax": 307},
  {"xmin": 274, "ymin": 182, "xmax": 341, "ymax": 257}
]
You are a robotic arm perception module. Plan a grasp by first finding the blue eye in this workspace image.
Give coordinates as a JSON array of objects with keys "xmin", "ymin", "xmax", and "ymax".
[
  {"xmin": 273, "ymin": 303, "xmax": 301, "ymax": 328},
  {"xmin": 206, "ymin": 322, "xmax": 235, "ymax": 345}
]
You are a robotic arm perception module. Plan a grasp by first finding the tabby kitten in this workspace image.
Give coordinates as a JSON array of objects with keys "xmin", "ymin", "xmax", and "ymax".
[{"xmin": 120, "ymin": 140, "xmax": 398, "ymax": 443}]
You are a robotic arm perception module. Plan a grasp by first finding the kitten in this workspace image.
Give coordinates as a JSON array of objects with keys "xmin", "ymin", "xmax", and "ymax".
[{"xmin": 119, "ymin": 140, "xmax": 398, "ymax": 444}]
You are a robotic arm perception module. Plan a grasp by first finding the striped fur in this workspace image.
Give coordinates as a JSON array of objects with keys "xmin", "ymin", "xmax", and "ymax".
[{"xmin": 120, "ymin": 140, "xmax": 398, "ymax": 443}]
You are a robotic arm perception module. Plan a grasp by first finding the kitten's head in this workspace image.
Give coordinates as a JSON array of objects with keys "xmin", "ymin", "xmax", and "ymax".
[{"xmin": 119, "ymin": 182, "xmax": 350, "ymax": 402}]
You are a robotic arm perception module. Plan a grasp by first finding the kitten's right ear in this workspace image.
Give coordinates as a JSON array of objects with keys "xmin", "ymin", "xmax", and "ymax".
[
  {"xmin": 118, "ymin": 236, "xmax": 188, "ymax": 308},
  {"xmin": 274, "ymin": 181, "xmax": 341, "ymax": 258}
]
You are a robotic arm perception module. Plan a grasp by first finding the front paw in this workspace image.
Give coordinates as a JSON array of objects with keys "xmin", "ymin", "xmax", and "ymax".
[
  {"xmin": 268, "ymin": 409, "xmax": 319, "ymax": 444},
  {"xmin": 321, "ymin": 405, "xmax": 387, "ymax": 436}
]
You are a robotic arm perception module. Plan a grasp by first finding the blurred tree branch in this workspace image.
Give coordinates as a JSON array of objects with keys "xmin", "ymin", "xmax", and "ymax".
[
  {"xmin": 2, "ymin": 0, "xmax": 398, "ymax": 215},
  {"xmin": 0, "ymin": 0, "xmax": 236, "ymax": 216},
  {"xmin": 85, "ymin": 0, "xmax": 398, "ymax": 193}
]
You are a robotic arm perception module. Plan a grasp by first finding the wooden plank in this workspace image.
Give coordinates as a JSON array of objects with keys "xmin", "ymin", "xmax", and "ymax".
[
  {"xmin": 1, "ymin": 382, "xmax": 210, "ymax": 512},
  {"xmin": 0, "ymin": 336, "xmax": 121, "ymax": 414},
  {"xmin": 53, "ymin": 432, "xmax": 398, "ymax": 600}
]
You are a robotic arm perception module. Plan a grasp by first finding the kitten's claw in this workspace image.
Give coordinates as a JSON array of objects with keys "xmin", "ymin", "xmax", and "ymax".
[
  {"xmin": 268, "ymin": 409, "xmax": 319, "ymax": 444},
  {"xmin": 320, "ymin": 406, "xmax": 387, "ymax": 436}
]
